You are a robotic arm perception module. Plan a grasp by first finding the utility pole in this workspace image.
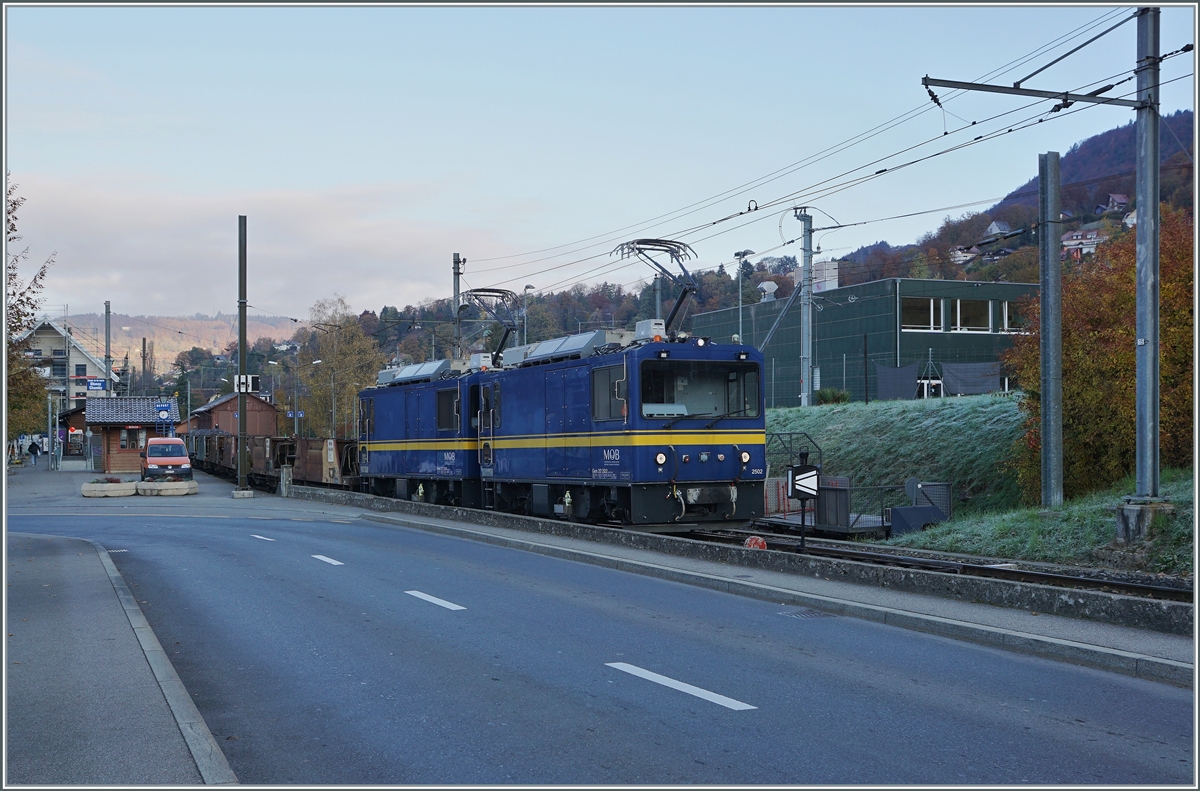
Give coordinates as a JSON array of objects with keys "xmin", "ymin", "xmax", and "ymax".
[
  {"xmin": 141, "ymin": 338, "xmax": 147, "ymax": 396},
  {"xmin": 1134, "ymin": 6, "xmax": 1161, "ymax": 500},
  {"xmin": 453, "ymin": 253, "xmax": 463, "ymax": 360},
  {"xmin": 104, "ymin": 301, "xmax": 112, "ymax": 397},
  {"xmin": 797, "ymin": 210, "xmax": 814, "ymax": 406},
  {"xmin": 237, "ymin": 215, "xmax": 248, "ymax": 492},
  {"xmin": 1039, "ymin": 152, "xmax": 1064, "ymax": 508},
  {"xmin": 654, "ymin": 275, "xmax": 662, "ymax": 320},
  {"xmin": 923, "ymin": 7, "xmax": 1163, "ymax": 520}
]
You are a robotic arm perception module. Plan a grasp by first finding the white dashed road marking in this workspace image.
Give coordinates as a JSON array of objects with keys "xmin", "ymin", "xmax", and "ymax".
[
  {"xmin": 605, "ymin": 662, "xmax": 756, "ymax": 711},
  {"xmin": 312, "ymin": 555, "xmax": 345, "ymax": 566},
  {"xmin": 404, "ymin": 590, "xmax": 466, "ymax": 610},
  {"xmin": 250, "ymin": 535, "xmax": 275, "ymax": 541}
]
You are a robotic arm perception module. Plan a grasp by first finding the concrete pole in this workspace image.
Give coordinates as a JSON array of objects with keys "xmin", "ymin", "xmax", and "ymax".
[
  {"xmin": 237, "ymin": 215, "xmax": 248, "ymax": 491},
  {"xmin": 104, "ymin": 301, "xmax": 112, "ymax": 397},
  {"xmin": 799, "ymin": 210, "xmax": 814, "ymax": 406},
  {"xmin": 1039, "ymin": 151, "xmax": 1063, "ymax": 509},
  {"xmin": 1135, "ymin": 6, "xmax": 1160, "ymax": 498},
  {"xmin": 453, "ymin": 253, "xmax": 462, "ymax": 360}
]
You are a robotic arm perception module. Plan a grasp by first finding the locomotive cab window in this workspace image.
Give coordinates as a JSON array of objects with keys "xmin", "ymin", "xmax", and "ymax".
[
  {"xmin": 592, "ymin": 365, "xmax": 627, "ymax": 421},
  {"xmin": 640, "ymin": 360, "xmax": 759, "ymax": 419},
  {"xmin": 436, "ymin": 389, "xmax": 459, "ymax": 431}
]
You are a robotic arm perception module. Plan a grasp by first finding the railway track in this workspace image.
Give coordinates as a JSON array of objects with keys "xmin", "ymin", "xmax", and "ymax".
[{"xmin": 684, "ymin": 525, "xmax": 1194, "ymax": 604}]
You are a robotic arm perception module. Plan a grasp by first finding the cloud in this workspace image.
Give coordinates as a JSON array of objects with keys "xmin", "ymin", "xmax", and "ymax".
[{"xmin": 14, "ymin": 174, "xmax": 515, "ymax": 317}]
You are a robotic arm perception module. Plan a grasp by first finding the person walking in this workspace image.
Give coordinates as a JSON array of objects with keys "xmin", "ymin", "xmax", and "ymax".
[{"xmin": 28, "ymin": 441, "xmax": 41, "ymax": 467}]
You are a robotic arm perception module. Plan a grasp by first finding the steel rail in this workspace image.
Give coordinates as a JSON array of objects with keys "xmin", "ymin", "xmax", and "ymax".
[{"xmin": 687, "ymin": 528, "xmax": 1193, "ymax": 603}]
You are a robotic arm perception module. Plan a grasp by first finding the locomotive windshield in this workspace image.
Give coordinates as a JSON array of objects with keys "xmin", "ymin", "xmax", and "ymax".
[{"xmin": 640, "ymin": 360, "xmax": 760, "ymax": 419}]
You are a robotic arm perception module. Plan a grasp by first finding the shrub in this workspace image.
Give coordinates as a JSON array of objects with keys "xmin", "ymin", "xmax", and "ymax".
[
  {"xmin": 815, "ymin": 387, "xmax": 851, "ymax": 405},
  {"xmin": 1003, "ymin": 203, "xmax": 1193, "ymax": 503}
]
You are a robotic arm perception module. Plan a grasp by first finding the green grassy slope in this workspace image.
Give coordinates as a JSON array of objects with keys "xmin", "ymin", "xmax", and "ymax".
[
  {"xmin": 888, "ymin": 468, "xmax": 1193, "ymax": 574},
  {"xmin": 767, "ymin": 395, "xmax": 1024, "ymax": 514}
]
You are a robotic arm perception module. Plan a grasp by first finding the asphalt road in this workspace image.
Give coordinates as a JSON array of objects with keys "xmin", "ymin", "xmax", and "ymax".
[{"xmin": 7, "ymin": 476, "xmax": 1193, "ymax": 784}]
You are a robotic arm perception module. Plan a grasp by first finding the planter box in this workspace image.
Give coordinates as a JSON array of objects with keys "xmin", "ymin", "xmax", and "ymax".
[
  {"xmin": 137, "ymin": 481, "xmax": 199, "ymax": 496},
  {"xmin": 81, "ymin": 482, "xmax": 138, "ymax": 498}
]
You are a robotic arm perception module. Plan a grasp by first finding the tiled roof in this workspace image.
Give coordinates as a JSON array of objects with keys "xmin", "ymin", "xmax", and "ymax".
[
  {"xmin": 85, "ymin": 397, "xmax": 181, "ymax": 425},
  {"xmin": 190, "ymin": 392, "xmax": 275, "ymax": 414}
]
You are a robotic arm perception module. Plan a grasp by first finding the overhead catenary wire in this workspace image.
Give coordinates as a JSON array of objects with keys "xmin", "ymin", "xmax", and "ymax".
[
  {"xmin": 465, "ymin": 8, "xmax": 1141, "ymax": 275},
  {"xmin": 481, "ymin": 61, "xmax": 1191, "ymax": 296}
]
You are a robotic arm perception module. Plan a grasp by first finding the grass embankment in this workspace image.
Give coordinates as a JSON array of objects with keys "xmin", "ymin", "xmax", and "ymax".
[
  {"xmin": 888, "ymin": 468, "xmax": 1194, "ymax": 575},
  {"xmin": 767, "ymin": 396, "xmax": 1194, "ymax": 575},
  {"xmin": 768, "ymin": 395, "xmax": 1024, "ymax": 514}
]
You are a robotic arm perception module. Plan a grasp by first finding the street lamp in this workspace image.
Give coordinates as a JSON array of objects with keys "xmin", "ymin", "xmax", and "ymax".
[
  {"xmin": 268, "ymin": 360, "xmax": 301, "ymax": 436},
  {"xmin": 523, "ymin": 285, "xmax": 535, "ymax": 346},
  {"xmin": 734, "ymin": 250, "xmax": 755, "ymax": 344}
]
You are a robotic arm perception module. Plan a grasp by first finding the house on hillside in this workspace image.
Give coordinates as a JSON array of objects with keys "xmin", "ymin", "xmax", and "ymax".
[
  {"xmin": 1061, "ymin": 222, "xmax": 1111, "ymax": 260},
  {"xmin": 1094, "ymin": 193, "xmax": 1129, "ymax": 215},
  {"xmin": 15, "ymin": 315, "xmax": 123, "ymax": 412},
  {"xmin": 950, "ymin": 246, "xmax": 981, "ymax": 266},
  {"xmin": 984, "ymin": 221, "xmax": 1012, "ymax": 238}
]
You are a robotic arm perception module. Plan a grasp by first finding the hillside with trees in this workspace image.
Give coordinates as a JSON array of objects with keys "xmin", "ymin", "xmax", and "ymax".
[{"xmin": 838, "ymin": 109, "xmax": 1192, "ymax": 288}]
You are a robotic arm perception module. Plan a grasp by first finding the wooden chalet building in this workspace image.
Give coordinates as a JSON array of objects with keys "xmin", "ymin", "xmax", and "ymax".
[
  {"xmin": 179, "ymin": 392, "xmax": 278, "ymax": 437},
  {"xmin": 84, "ymin": 397, "xmax": 182, "ymax": 474}
]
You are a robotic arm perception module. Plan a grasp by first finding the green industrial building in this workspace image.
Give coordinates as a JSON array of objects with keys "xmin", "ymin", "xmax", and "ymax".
[{"xmin": 690, "ymin": 278, "xmax": 1039, "ymax": 406}]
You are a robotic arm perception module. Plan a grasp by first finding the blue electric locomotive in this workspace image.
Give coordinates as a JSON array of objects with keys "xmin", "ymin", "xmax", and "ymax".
[{"xmin": 357, "ymin": 322, "xmax": 767, "ymax": 527}]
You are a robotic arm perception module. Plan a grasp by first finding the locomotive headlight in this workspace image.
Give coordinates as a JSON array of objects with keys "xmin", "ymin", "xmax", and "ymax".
[
  {"xmin": 739, "ymin": 451, "xmax": 751, "ymax": 464},
  {"xmin": 655, "ymin": 452, "xmax": 667, "ymax": 466}
]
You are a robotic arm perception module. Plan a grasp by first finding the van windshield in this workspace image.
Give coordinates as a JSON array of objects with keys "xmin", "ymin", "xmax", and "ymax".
[{"xmin": 148, "ymin": 445, "xmax": 188, "ymax": 458}]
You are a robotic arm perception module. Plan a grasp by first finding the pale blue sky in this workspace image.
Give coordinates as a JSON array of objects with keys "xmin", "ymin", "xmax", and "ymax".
[{"xmin": 6, "ymin": 4, "xmax": 1196, "ymax": 320}]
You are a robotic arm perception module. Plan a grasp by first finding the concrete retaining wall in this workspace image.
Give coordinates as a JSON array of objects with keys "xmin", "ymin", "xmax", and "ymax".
[{"xmin": 288, "ymin": 485, "xmax": 1193, "ymax": 636}]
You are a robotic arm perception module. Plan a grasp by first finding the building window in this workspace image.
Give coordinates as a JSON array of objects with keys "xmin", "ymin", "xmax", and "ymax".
[
  {"xmin": 75, "ymin": 364, "xmax": 87, "ymax": 377},
  {"xmin": 953, "ymin": 299, "xmax": 991, "ymax": 332},
  {"xmin": 901, "ymin": 297, "xmax": 943, "ymax": 331},
  {"xmin": 52, "ymin": 349, "xmax": 66, "ymax": 357},
  {"xmin": 1001, "ymin": 301, "xmax": 1026, "ymax": 333},
  {"xmin": 52, "ymin": 362, "xmax": 67, "ymax": 379},
  {"xmin": 119, "ymin": 429, "xmax": 147, "ymax": 450}
]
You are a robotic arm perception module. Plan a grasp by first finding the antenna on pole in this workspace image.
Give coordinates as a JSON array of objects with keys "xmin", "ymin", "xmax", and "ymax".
[{"xmin": 612, "ymin": 239, "xmax": 697, "ymax": 333}]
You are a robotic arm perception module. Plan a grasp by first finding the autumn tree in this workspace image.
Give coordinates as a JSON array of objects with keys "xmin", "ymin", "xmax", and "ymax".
[
  {"xmin": 6, "ymin": 176, "xmax": 56, "ymax": 439},
  {"xmin": 1002, "ymin": 203, "xmax": 1193, "ymax": 502},
  {"xmin": 297, "ymin": 295, "xmax": 386, "ymax": 438}
]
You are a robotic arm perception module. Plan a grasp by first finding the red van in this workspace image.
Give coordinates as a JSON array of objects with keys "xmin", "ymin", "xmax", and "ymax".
[{"xmin": 140, "ymin": 437, "xmax": 193, "ymax": 481}]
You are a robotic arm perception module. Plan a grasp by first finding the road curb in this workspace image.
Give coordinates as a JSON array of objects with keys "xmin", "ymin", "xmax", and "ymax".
[
  {"xmin": 87, "ymin": 538, "xmax": 239, "ymax": 785},
  {"xmin": 359, "ymin": 512, "xmax": 1193, "ymax": 689}
]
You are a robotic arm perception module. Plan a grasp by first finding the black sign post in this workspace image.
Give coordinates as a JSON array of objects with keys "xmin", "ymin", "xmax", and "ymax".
[{"xmin": 787, "ymin": 463, "xmax": 819, "ymax": 550}]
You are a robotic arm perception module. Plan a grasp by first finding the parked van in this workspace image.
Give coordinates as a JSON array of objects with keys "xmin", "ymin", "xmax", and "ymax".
[{"xmin": 140, "ymin": 437, "xmax": 193, "ymax": 481}]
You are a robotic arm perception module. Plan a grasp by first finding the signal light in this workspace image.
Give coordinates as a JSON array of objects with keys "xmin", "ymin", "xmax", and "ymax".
[
  {"xmin": 657, "ymin": 350, "xmax": 669, "ymax": 359},
  {"xmin": 740, "ymin": 450, "xmax": 751, "ymax": 464}
]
